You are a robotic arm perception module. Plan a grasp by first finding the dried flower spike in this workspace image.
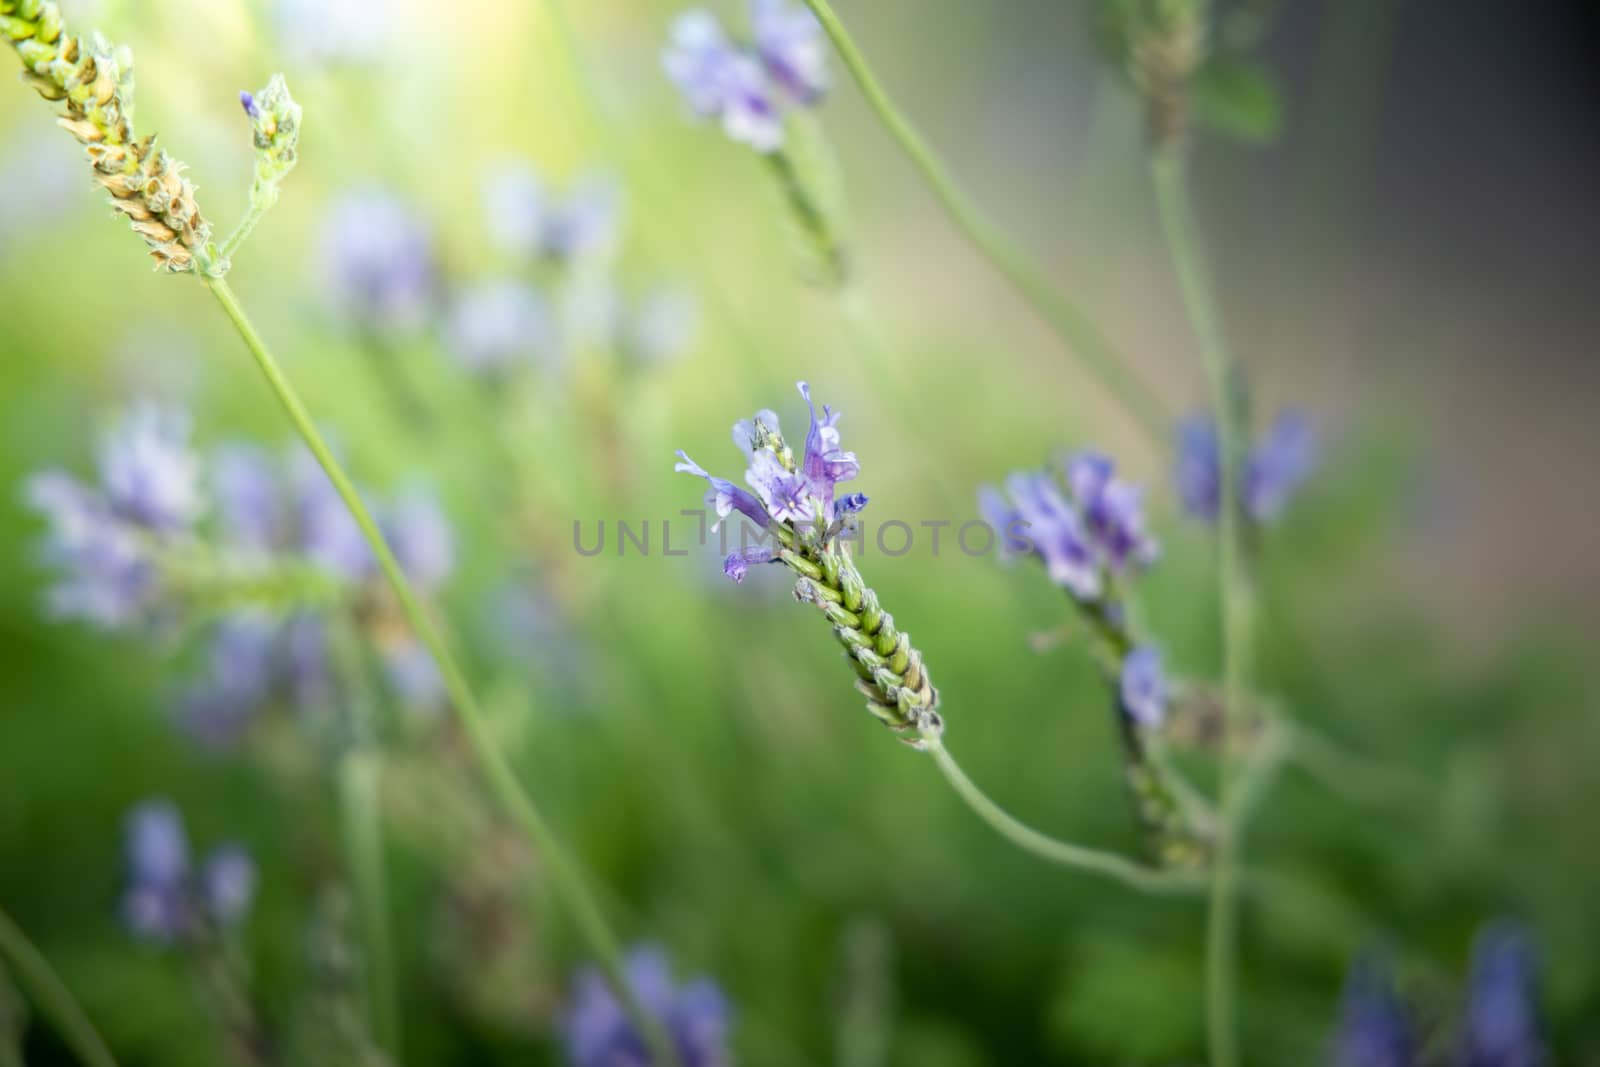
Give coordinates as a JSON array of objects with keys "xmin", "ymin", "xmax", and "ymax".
[
  {"xmin": 676, "ymin": 382, "xmax": 941, "ymax": 745},
  {"xmin": 1, "ymin": 0, "xmax": 212, "ymax": 270}
]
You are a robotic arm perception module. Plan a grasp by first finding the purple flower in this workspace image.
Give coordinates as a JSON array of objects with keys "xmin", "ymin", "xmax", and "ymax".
[
  {"xmin": 663, "ymin": 11, "xmax": 786, "ymax": 153},
  {"xmin": 25, "ymin": 406, "xmax": 204, "ymax": 629},
  {"xmin": 322, "ymin": 191, "xmax": 436, "ymax": 334},
  {"xmin": 565, "ymin": 945, "xmax": 731, "ymax": 1067},
  {"xmin": 723, "ymin": 545, "xmax": 778, "ymax": 583},
  {"xmin": 97, "ymin": 405, "xmax": 205, "ymax": 533},
  {"xmin": 750, "ymin": 0, "xmax": 828, "ymax": 104},
  {"xmin": 445, "ymin": 279, "xmax": 557, "ymax": 377},
  {"xmin": 978, "ymin": 485, "xmax": 1028, "ymax": 557},
  {"xmin": 1243, "ymin": 410, "xmax": 1318, "ymax": 522},
  {"xmin": 482, "ymin": 165, "xmax": 624, "ymax": 264},
  {"xmin": 1068, "ymin": 451, "xmax": 1158, "ymax": 569},
  {"xmin": 25, "ymin": 472, "xmax": 152, "ymax": 627},
  {"xmin": 1119, "ymin": 646, "xmax": 1167, "ymax": 728},
  {"xmin": 1330, "ymin": 954, "xmax": 1415, "ymax": 1067},
  {"xmin": 1174, "ymin": 416, "xmax": 1222, "ymax": 520},
  {"xmin": 676, "ymin": 383, "xmax": 862, "ymax": 580},
  {"xmin": 797, "ymin": 381, "xmax": 859, "ymax": 518},
  {"xmin": 200, "ymin": 846, "xmax": 257, "ymax": 927},
  {"xmin": 1004, "ymin": 470, "xmax": 1101, "ymax": 600},
  {"xmin": 675, "ymin": 451, "xmax": 770, "ymax": 533},
  {"xmin": 1463, "ymin": 924, "xmax": 1546, "ymax": 1067},
  {"xmin": 383, "ymin": 488, "xmax": 456, "ymax": 592},
  {"xmin": 290, "ymin": 448, "xmax": 374, "ymax": 582},
  {"xmin": 212, "ymin": 444, "xmax": 285, "ymax": 552},
  {"xmin": 121, "ymin": 802, "xmax": 255, "ymax": 942},
  {"xmin": 239, "ymin": 91, "xmax": 260, "ymax": 119},
  {"xmin": 121, "ymin": 801, "xmax": 191, "ymax": 942},
  {"xmin": 1175, "ymin": 410, "xmax": 1319, "ymax": 524},
  {"xmin": 176, "ymin": 614, "xmax": 280, "ymax": 747}
]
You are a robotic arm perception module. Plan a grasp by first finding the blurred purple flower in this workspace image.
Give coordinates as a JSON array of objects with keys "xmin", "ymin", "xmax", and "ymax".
[
  {"xmin": 1119, "ymin": 646, "xmax": 1166, "ymax": 728},
  {"xmin": 200, "ymin": 846, "xmax": 257, "ymax": 927},
  {"xmin": 1243, "ymin": 410, "xmax": 1319, "ymax": 522},
  {"xmin": 122, "ymin": 802, "xmax": 255, "ymax": 942},
  {"xmin": 444, "ymin": 279, "xmax": 557, "ymax": 377},
  {"xmin": 565, "ymin": 945, "xmax": 731, "ymax": 1067},
  {"xmin": 97, "ymin": 406, "xmax": 206, "ymax": 532},
  {"xmin": 289, "ymin": 448, "xmax": 374, "ymax": 582},
  {"xmin": 384, "ymin": 488, "xmax": 456, "ymax": 592},
  {"xmin": 750, "ymin": 0, "xmax": 828, "ymax": 104},
  {"xmin": 273, "ymin": 0, "xmax": 389, "ymax": 65},
  {"xmin": 381, "ymin": 639, "xmax": 446, "ymax": 712},
  {"xmin": 982, "ymin": 450, "xmax": 1156, "ymax": 602},
  {"xmin": 663, "ymin": 11, "xmax": 786, "ymax": 153},
  {"xmin": 675, "ymin": 451, "xmax": 770, "ymax": 533},
  {"xmin": 25, "ymin": 405, "xmax": 203, "ymax": 629},
  {"xmin": 212, "ymin": 444, "xmax": 285, "ymax": 552},
  {"xmin": 121, "ymin": 800, "xmax": 191, "ymax": 942},
  {"xmin": 322, "ymin": 191, "xmax": 436, "ymax": 334},
  {"xmin": 1330, "ymin": 953, "xmax": 1415, "ymax": 1067},
  {"xmin": 798, "ymin": 381, "xmax": 859, "ymax": 518},
  {"xmin": 1175, "ymin": 410, "xmax": 1320, "ymax": 524},
  {"xmin": 1463, "ymin": 923, "xmax": 1546, "ymax": 1067},
  {"xmin": 1174, "ymin": 416, "xmax": 1222, "ymax": 521},
  {"xmin": 622, "ymin": 288, "xmax": 698, "ymax": 367},
  {"xmin": 483, "ymin": 165, "xmax": 622, "ymax": 265}
]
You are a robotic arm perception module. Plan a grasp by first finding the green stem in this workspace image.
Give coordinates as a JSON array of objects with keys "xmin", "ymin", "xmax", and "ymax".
[
  {"xmin": 200, "ymin": 276, "xmax": 683, "ymax": 1067},
  {"xmin": 217, "ymin": 190, "xmax": 277, "ymax": 264},
  {"xmin": 924, "ymin": 737, "xmax": 1207, "ymax": 896},
  {"xmin": 1151, "ymin": 151, "xmax": 1245, "ymax": 1067},
  {"xmin": 798, "ymin": 0, "xmax": 1170, "ymax": 445},
  {"xmin": 329, "ymin": 619, "xmax": 401, "ymax": 1065},
  {"xmin": 0, "ymin": 907, "xmax": 117, "ymax": 1067}
]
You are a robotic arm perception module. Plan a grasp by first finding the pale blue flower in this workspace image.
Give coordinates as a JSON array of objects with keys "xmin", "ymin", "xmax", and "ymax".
[
  {"xmin": 384, "ymin": 488, "xmax": 456, "ymax": 592},
  {"xmin": 675, "ymin": 451, "xmax": 770, "ymax": 532},
  {"xmin": 122, "ymin": 802, "xmax": 255, "ymax": 942},
  {"xmin": 1175, "ymin": 410, "xmax": 1319, "ymax": 524}
]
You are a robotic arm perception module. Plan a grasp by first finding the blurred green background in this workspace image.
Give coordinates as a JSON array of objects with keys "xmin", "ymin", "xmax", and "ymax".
[{"xmin": 2, "ymin": 0, "xmax": 1598, "ymax": 1064}]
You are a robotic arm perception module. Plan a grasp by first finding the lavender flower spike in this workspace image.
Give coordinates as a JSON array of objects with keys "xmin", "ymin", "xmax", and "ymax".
[
  {"xmin": 674, "ymin": 383, "xmax": 939, "ymax": 743},
  {"xmin": 565, "ymin": 945, "xmax": 732, "ymax": 1067},
  {"xmin": 98, "ymin": 405, "xmax": 207, "ymax": 533}
]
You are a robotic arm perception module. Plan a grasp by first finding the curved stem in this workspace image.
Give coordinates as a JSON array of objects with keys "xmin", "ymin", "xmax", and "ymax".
[
  {"xmin": 924, "ymin": 737, "xmax": 1207, "ymax": 896},
  {"xmin": 0, "ymin": 907, "xmax": 117, "ymax": 1067},
  {"xmin": 1151, "ymin": 151, "xmax": 1245, "ymax": 1067},
  {"xmin": 798, "ymin": 0, "xmax": 1171, "ymax": 445},
  {"xmin": 200, "ymin": 276, "xmax": 683, "ymax": 1067}
]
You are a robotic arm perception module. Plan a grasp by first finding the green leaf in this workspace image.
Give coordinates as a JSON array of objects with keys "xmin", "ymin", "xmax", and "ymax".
[{"xmin": 1192, "ymin": 57, "xmax": 1285, "ymax": 142}]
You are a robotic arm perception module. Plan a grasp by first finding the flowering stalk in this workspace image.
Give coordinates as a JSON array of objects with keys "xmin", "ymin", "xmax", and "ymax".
[
  {"xmin": 0, "ymin": 4, "xmax": 679, "ymax": 1058},
  {"xmin": 680, "ymin": 386, "xmax": 1206, "ymax": 894},
  {"xmin": 1151, "ymin": 147, "xmax": 1247, "ymax": 1067},
  {"xmin": 794, "ymin": 0, "xmax": 1170, "ymax": 444},
  {"xmin": 0, "ymin": 907, "xmax": 117, "ymax": 1067}
]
